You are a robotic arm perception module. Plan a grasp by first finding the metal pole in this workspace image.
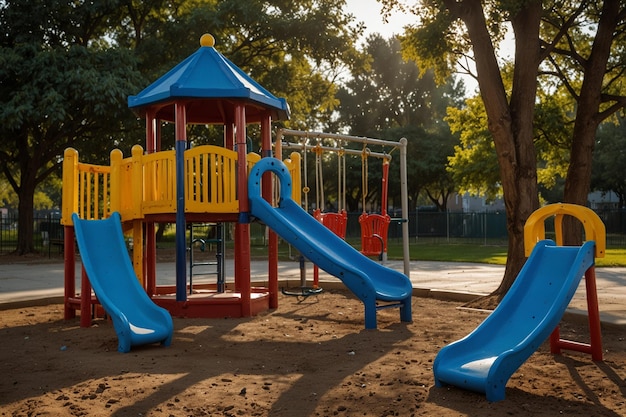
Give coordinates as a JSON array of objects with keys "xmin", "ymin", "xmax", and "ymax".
[
  {"xmin": 484, "ymin": 210, "xmax": 487, "ymax": 246},
  {"xmin": 281, "ymin": 141, "xmax": 391, "ymax": 160},
  {"xmin": 174, "ymin": 103, "xmax": 187, "ymax": 302},
  {"xmin": 279, "ymin": 128, "xmax": 403, "ymax": 148},
  {"xmin": 399, "ymin": 138, "xmax": 410, "ymax": 278}
]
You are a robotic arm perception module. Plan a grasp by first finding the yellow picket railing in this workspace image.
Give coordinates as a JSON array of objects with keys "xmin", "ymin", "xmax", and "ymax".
[
  {"xmin": 62, "ymin": 148, "xmax": 112, "ymax": 224},
  {"xmin": 185, "ymin": 146, "xmax": 239, "ymax": 213},
  {"xmin": 140, "ymin": 148, "xmax": 177, "ymax": 215},
  {"xmin": 62, "ymin": 145, "xmax": 299, "ymax": 225}
]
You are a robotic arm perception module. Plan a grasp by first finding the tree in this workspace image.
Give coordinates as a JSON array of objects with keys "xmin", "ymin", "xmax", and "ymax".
[
  {"xmin": 1, "ymin": 0, "xmax": 364, "ymax": 254},
  {"xmin": 446, "ymin": 96, "xmax": 501, "ymax": 202},
  {"xmin": 592, "ymin": 117, "xmax": 626, "ymax": 208},
  {"xmin": 0, "ymin": 0, "xmax": 146, "ymax": 254},
  {"xmin": 393, "ymin": 0, "xmax": 626, "ymax": 300},
  {"xmin": 335, "ymin": 34, "xmax": 463, "ymax": 212},
  {"xmin": 541, "ymin": 1, "xmax": 626, "ymax": 242},
  {"xmin": 113, "ymin": 0, "xmax": 365, "ymax": 134},
  {"xmin": 447, "ymin": 80, "xmax": 572, "ymax": 204}
]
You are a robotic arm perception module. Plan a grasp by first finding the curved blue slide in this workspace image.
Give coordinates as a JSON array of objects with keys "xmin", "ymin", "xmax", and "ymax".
[
  {"xmin": 72, "ymin": 212, "xmax": 174, "ymax": 353},
  {"xmin": 248, "ymin": 158, "xmax": 413, "ymax": 329},
  {"xmin": 433, "ymin": 239, "xmax": 596, "ymax": 401}
]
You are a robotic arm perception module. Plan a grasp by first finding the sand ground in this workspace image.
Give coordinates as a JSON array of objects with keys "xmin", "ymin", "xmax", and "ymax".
[{"xmin": 1, "ymin": 290, "xmax": 625, "ymax": 417}]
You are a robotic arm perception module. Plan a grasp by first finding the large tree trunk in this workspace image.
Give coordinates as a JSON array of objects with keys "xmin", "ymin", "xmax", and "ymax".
[
  {"xmin": 455, "ymin": 0, "xmax": 541, "ymax": 299},
  {"xmin": 563, "ymin": 0, "xmax": 619, "ymax": 244},
  {"xmin": 13, "ymin": 128, "xmax": 42, "ymax": 255},
  {"xmin": 15, "ymin": 174, "xmax": 37, "ymax": 255}
]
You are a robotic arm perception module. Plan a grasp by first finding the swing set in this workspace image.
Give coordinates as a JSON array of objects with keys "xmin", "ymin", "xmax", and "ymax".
[
  {"xmin": 358, "ymin": 148, "xmax": 392, "ymax": 261},
  {"xmin": 276, "ymin": 129, "xmax": 410, "ymax": 282}
]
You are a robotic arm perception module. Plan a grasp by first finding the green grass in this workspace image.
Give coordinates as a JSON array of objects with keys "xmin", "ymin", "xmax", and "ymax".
[
  {"xmin": 391, "ymin": 242, "xmax": 509, "ymax": 265},
  {"xmin": 159, "ymin": 227, "xmax": 626, "ymax": 267},
  {"xmin": 597, "ymin": 248, "xmax": 626, "ymax": 267},
  {"xmin": 387, "ymin": 242, "xmax": 626, "ymax": 267}
]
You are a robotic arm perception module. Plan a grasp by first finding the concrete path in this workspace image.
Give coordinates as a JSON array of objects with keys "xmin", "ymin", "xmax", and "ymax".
[{"xmin": 1, "ymin": 258, "xmax": 624, "ymax": 326}]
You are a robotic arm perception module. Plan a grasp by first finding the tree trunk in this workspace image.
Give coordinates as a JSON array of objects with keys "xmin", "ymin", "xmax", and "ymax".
[
  {"xmin": 456, "ymin": 0, "xmax": 541, "ymax": 299},
  {"xmin": 563, "ymin": 0, "xmax": 619, "ymax": 245},
  {"xmin": 156, "ymin": 222, "xmax": 167, "ymax": 242},
  {"xmin": 16, "ymin": 175, "xmax": 36, "ymax": 255},
  {"xmin": 13, "ymin": 127, "xmax": 43, "ymax": 255}
]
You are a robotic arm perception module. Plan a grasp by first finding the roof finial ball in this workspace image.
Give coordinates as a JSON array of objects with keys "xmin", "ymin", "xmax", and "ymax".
[{"xmin": 200, "ymin": 33, "xmax": 215, "ymax": 47}]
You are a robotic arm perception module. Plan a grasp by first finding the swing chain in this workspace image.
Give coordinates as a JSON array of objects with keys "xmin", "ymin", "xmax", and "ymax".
[{"xmin": 361, "ymin": 145, "xmax": 370, "ymax": 214}]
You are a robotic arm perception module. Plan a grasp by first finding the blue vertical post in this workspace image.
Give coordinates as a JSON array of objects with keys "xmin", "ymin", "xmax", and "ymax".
[{"xmin": 175, "ymin": 103, "xmax": 187, "ymax": 301}]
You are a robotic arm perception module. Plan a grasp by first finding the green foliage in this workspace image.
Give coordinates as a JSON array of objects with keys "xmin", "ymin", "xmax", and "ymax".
[
  {"xmin": 0, "ymin": 177, "xmax": 17, "ymax": 208},
  {"xmin": 400, "ymin": 10, "xmax": 461, "ymax": 84},
  {"xmin": 0, "ymin": 0, "xmax": 364, "ymax": 252},
  {"xmin": 334, "ymin": 34, "xmax": 463, "ymax": 211},
  {"xmin": 592, "ymin": 117, "xmax": 626, "ymax": 207},
  {"xmin": 112, "ymin": 0, "xmax": 363, "ymax": 132},
  {"xmin": 446, "ymin": 96, "xmax": 501, "ymax": 201}
]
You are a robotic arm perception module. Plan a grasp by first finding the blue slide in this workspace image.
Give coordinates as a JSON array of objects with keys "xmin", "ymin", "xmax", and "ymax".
[
  {"xmin": 433, "ymin": 239, "xmax": 596, "ymax": 401},
  {"xmin": 248, "ymin": 158, "xmax": 413, "ymax": 329},
  {"xmin": 72, "ymin": 212, "xmax": 174, "ymax": 353}
]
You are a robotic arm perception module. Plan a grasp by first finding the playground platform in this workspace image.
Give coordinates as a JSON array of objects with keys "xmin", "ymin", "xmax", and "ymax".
[{"xmin": 1, "ymin": 259, "xmax": 624, "ymax": 327}]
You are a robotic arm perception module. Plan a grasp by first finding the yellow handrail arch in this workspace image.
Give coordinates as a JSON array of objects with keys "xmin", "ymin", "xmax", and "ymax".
[{"xmin": 524, "ymin": 203, "xmax": 606, "ymax": 258}]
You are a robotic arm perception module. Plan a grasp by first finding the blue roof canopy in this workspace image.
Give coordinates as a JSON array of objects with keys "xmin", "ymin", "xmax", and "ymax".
[{"xmin": 128, "ymin": 36, "xmax": 290, "ymax": 123}]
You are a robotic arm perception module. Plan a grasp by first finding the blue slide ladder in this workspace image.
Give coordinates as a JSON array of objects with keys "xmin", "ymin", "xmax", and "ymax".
[
  {"xmin": 72, "ymin": 212, "xmax": 174, "ymax": 353},
  {"xmin": 248, "ymin": 157, "xmax": 413, "ymax": 329},
  {"xmin": 433, "ymin": 203, "xmax": 606, "ymax": 401}
]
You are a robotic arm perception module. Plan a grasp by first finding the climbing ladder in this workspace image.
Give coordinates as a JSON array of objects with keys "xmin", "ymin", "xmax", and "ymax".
[{"xmin": 188, "ymin": 223, "xmax": 225, "ymax": 293}]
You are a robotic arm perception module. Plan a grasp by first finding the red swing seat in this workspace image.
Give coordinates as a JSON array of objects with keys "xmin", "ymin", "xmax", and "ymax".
[
  {"xmin": 359, "ymin": 212, "xmax": 391, "ymax": 257},
  {"xmin": 314, "ymin": 209, "xmax": 348, "ymax": 239}
]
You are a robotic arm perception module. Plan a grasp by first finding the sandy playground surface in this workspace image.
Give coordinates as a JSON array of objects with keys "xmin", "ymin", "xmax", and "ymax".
[{"xmin": 1, "ymin": 290, "xmax": 625, "ymax": 417}]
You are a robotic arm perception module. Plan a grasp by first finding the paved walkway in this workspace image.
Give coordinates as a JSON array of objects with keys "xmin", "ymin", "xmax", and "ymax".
[{"xmin": 1, "ymin": 258, "xmax": 624, "ymax": 326}]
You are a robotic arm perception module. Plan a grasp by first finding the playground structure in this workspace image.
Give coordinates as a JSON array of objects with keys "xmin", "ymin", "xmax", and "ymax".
[
  {"xmin": 62, "ymin": 34, "xmax": 413, "ymax": 332},
  {"xmin": 249, "ymin": 157, "xmax": 412, "ymax": 328},
  {"xmin": 277, "ymin": 128, "xmax": 410, "ymax": 274},
  {"xmin": 433, "ymin": 203, "xmax": 605, "ymax": 402}
]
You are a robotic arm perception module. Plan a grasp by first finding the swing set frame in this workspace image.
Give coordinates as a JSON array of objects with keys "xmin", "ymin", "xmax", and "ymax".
[{"xmin": 276, "ymin": 128, "xmax": 411, "ymax": 278}]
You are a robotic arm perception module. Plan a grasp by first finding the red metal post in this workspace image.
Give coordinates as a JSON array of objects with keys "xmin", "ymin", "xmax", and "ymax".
[
  {"xmin": 550, "ymin": 266, "xmax": 603, "ymax": 361},
  {"xmin": 145, "ymin": 111, "xmax": 157, "ymax": 295},
  {"xmin": 224, "ymin": 123, "xmax": 235, "ymax": 150},
  {"xmin": 584, "ymin": 266, "xmax": 603, "ymax": 361},
  {"xmin": 80, "ymin": 265, "xmax": 91, "ymax": 328},
  {"xmin": 63, "ymin": 225, "xmax": 76, "ymax": 320}
]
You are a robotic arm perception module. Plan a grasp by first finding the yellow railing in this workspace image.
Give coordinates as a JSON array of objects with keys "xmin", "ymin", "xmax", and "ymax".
[
  {"xmin": 62, "ymin": 145, "xmax": 299, "ymax": 225},
  {"xmin": 283, "ymin": 151, "xmax": 301, "ymax": 205},
  {"xmin": 140, "ymin": 148, "xmax": 177, "ymax": 215},
  {"xmin": 185, "ymin": 146, "xmax": 238, "ymax": 213},
  {"xmin": 62, "ymin": 148, "xmax": 112, "ymax": 224}
]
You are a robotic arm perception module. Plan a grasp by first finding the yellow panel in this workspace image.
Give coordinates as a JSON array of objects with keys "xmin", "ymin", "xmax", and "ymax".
[
  {"xmin": 524, "ymin": 203, "xmax": 606, "ymax": 258},
  {"xmin": 185, "ymin": 145, "xmax": 239, "ymax": 213}
]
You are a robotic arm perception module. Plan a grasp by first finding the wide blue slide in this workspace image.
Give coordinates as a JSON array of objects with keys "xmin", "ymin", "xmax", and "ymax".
[
  {"xmin": 72, "ymin": 212, "xmax": 174, "ymax": 353},
  {"xmin": 248, "ymin": 158, "xmax": 413, "ymax": 329},
  {"xmin": 433, "ymin": 239, "xmax": 596, "ymax": 401}
]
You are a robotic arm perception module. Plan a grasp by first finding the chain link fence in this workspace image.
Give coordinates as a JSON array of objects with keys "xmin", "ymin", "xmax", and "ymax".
[{"xmin": 1, "ymin": 209, "xmax": 625, "ymax": 255}]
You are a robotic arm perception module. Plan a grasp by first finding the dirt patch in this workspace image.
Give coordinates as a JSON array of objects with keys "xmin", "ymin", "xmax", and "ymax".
[{"xmin": 1, "ymin": 292, "xmax": 625, "ymax": 416}]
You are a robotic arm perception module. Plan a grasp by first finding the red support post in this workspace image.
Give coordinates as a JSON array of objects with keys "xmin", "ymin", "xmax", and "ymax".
[
  {"xmin": 550, "ymin": 266, "xmax": 603, "ymax": 361},
  {"xmin": 80, "ymin": 265, "xmax": 91, "ymax": 328},
  {"xmin": 63, "ymin": 225, "xmax": 76, "ymax": 320}
]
